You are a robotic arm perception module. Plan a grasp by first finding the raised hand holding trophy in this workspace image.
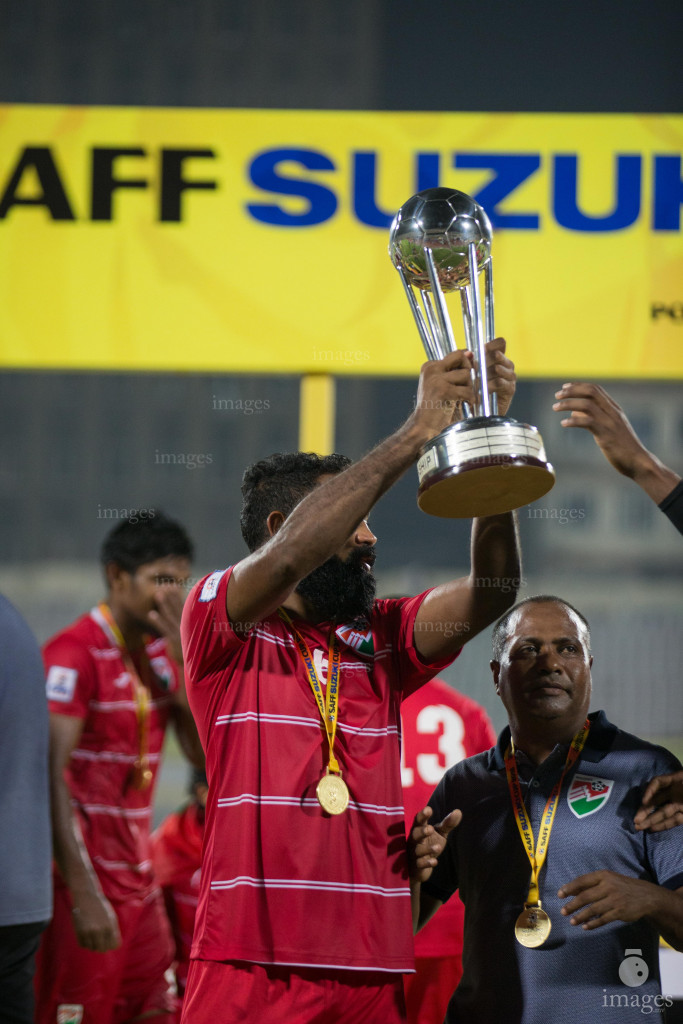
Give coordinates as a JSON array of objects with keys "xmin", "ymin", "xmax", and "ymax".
[{"xmin": 389, "ymin": 187, "xmax": 555, "ymax": 518}]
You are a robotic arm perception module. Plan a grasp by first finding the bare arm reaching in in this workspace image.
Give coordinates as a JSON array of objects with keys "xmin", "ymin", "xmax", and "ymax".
[{"xmin": 553, "ymin": 382, "xmax": 681, "ymax": 506}]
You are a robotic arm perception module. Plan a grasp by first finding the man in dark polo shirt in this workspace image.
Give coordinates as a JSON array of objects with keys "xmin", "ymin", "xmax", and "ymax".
[{"xmin": 410, "ymin": 596, "xmax": 683, "ymax": 1024}]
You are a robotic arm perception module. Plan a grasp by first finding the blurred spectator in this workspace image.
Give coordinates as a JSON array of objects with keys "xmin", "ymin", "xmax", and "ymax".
[{"xmin": 0, "ymin": 595, "xmax": 52, "ymax": 1024}]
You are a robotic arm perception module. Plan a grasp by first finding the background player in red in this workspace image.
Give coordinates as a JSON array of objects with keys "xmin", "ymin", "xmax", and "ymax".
[
  {"xmin": 151, "ymin": 768, "xmax": 208, "ymax": 1022},
  {"xmin": 400, "ymin": 677, "xmax": 496, "ymax": 1024},
  {"xmin": 35, "ymin": 512, "xmax": 204, "ymax": 1024}
]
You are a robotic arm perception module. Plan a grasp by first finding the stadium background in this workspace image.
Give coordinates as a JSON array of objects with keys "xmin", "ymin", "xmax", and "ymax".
[{"xmin": 0, "ymin": 0, "xmax": 681, "ymax": 865}]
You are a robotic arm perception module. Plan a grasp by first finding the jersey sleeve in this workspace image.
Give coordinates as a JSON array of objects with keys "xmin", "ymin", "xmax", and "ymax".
[
  {"xmin": 43, "ymin": 632, "xmax": 96, "ymax": 719},
  {"xmin": 181, "ymin": 567, "xmax": 244, "ymax": 683},
  {"xmin": 375, "ymin": 592, "xmax": 461, "ymax": 699},
  {"xmin": 658, "ymin": 479, "xmax": 683, "ymax": 537}
]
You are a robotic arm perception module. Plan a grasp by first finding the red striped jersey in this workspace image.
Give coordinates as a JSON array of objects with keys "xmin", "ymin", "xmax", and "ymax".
[
  {"xmin": 44, "ymin": 608, "xmax": 179, "ymax": 900},
  {"xmin": 181, "ymin": 568, "xmax": 457, "ymax": 972},
  {"xmin": 401, "ymin": 679, "xmax": 496, "ymax": 958},
  {"xmin": 150, "ymin": 801, "xmax": 204, "ymax": 997}
]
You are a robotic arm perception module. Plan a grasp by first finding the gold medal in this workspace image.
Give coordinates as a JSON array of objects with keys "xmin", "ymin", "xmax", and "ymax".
[
  {"xmin": 515, "ymin": 903, "xmax": 552, "ymax": 947},
  {"xmin": 316, "ymin": 772, "xmax": 350, "ymax": 815},
  {"xmin": 131, "ymin": 758, "xmax": 153, "ymax": 790}
]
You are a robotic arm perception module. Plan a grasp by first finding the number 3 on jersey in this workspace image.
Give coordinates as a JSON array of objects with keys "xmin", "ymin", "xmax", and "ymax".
[{"xmin": 401, "ymin": 705, "xmax": 467, "ymax": 788}]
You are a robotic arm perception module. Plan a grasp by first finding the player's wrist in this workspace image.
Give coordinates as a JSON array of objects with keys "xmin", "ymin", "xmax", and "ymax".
[{"xmin": 632, "ymin": 452, "xmax": 680, "ymax": 504}]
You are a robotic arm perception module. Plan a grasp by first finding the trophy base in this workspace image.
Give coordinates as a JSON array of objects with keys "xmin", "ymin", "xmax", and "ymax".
[{"xmin": 417, "ymin": 417, "xmax": 555, "ymax": 518}]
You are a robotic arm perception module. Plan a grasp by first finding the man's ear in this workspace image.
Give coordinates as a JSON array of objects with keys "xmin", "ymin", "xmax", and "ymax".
[
  {"xmin": 266, "ymin": 510, "xmax": 286, "ymax": 538},
  {"xmin": 490, "ymin": 659, "xmax": 501, "ymax": 696},
  {"xmin": 105, "ymin": 562, "xmax": 127, "ymax": 592}
]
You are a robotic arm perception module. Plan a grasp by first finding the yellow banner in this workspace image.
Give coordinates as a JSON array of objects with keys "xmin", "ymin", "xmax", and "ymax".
[{"xmin": 0, "ymin": 105, "xmax": 681, "ymax": 377}]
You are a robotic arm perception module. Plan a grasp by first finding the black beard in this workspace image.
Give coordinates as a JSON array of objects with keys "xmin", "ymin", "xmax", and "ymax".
[{"xmin": 295, "ymin": 546, "xmax": 376, "ymax": 624}]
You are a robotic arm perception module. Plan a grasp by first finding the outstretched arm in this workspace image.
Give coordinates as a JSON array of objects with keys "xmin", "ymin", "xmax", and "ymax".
[
  {"xmin": 634, "ymin": 770, "xmax": 683, "ymax": 832},
  {"xmin": 413, "ymin": 510, "xmax": 521, "ymax": 660},
  {"xmin": 228, "ymin": 343, "xmax": 514, "ymax": 632},
  {"xmin": 407, "ymin": 805, "xmax": 462, "ymax": 932},
  {"xmin": 553, "ymin": 382, "xmax": 681, "ymax": 505},
  {"xmin": 558, "ymin": 872, "xmax": 683, "ymax": 951}
]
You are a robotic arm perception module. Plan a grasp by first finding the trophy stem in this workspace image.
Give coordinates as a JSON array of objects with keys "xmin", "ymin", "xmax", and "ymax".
[
  {"xmin": 424, "ymin": 248, "xmax": 457, "ymax": 355},
  {"xmin": 484, "ymin": 260, "xmax": 498, "ymax": 416},
  {"xmin": 421, "ymin": 292, "xmax": 445, "ymax": 358},
  {"xmin": 397, "ymin": 266, "xmax": 441, "ymax": 361},
  {"xmin": 458, "ymin": 289, "xmax": 475, "ymax": 421},
  {"xmin": 468, "ymin": 242, "xmax": 491, "ymax": 418}
]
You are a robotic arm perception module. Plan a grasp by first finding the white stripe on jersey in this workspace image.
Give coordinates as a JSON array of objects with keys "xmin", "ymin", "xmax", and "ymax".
[
  {"xmin": 89, "ymin": 696, "xmax": 172, "ymax": 712},
  {"xmin": 174, "ymin": 893, "xmax": 200, "ymax": 907},
  {"xmin": 93, "ymin": 855, "xmax": 152, "ymax": 872},
  {"xmin": 247, "ymin": 627, "xmax": 388, "ymax": 670},
  {"xmin": 216, "ymin": 794, "xmax": 404, "ymax": 816},
  {"xmin": 77, "ymin": 803, "xmax": 152, "ymax": 819},
  {"xmin": 71, "ymin": 749, "xmax": 161, "ymax": 764},
  {"xmin": 250, "ymin": 627, "xmax": 296, "ymax": 647},
  {"xmin": 338, "ymin": 722, "xmax": 399, "ymax": 737},
  {"xmin": 214, "ymin": 712, "xmax": 399, "ymax": 738},
  {"xmin": 215, "ymin": 713, "xmax": 321, "ymax": 729},
  {"xmin": 210, "ymin": 876, "xmax": 409, "ymax": 897}
]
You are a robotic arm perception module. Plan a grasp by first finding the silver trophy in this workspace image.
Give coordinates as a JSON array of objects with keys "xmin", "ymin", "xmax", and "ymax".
[{"xmin": 389, "ymin": 186, "xmax": 555, "ymax": 518}]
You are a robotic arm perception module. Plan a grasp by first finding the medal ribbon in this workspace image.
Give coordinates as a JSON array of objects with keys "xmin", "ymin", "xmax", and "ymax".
[
  {"xmin": 505, "ymin": 718, "xmax": 590, "ymax": 906},
  {"xmin": 278, "ymin": 608, "xmax": 342, "ymax": 776},
  {"xmin": 97, "ymin": 603, "xmax": 152, "ymax": 785}
]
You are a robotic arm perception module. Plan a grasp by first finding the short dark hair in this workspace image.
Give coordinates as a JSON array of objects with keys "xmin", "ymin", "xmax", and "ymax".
[
  {"xmin": 100, "ymin": 511, "xmax": 194, "ymax": 574},
  {"xmin": 491, "ymin": 595, "xmax": 591, "ymax": 661},
  {"xmin": 240, "ymin": 452, "xmax": 352, "ymax": 552}
]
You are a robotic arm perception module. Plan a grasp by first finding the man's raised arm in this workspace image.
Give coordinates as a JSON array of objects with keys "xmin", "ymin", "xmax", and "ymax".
[{"xmin": 228, "ymin": 350, "xmax": 483, "ymax": 631}]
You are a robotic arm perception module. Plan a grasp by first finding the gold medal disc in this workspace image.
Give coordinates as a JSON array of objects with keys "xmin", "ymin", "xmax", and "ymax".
[
  {"xmin": 514, "ymin": 904, "xmax": 552, "ymax": 947},
  {"xmin": 316, "ymin": 772, "xmax": 350, "ymax": 815},
  {"xmin": 131, "ymin": 759, "xmax": 153, "ymax": 790}
]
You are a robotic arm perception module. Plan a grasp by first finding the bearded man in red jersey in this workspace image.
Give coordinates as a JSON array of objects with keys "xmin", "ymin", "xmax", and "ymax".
[{"xmin": 180, "ymin": 343, "xmax": 521, "ymax": 1024}]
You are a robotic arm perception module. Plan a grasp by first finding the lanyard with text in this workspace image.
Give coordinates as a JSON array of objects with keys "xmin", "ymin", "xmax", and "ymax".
[
  {"xmin": 97, "ymin": 603, "xmax": 153, "ymax": 790},
  {"xmin": 505, "ymin": 719, "xmax": 590, "ymax": 906},
  {"xmin": 278, "ymin": 607, "xmax": 349, "ymax": 814}
]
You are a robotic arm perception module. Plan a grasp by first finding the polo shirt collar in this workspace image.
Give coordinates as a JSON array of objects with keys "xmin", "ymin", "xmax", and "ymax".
[{"xmin": 489, "ymin": 710, "xmax": 618, "ymax": 771}]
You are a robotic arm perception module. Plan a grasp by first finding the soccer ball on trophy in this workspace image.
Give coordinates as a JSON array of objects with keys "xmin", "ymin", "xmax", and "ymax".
[{"xmin": 389, "ymin": 187, "xmax": 492, "ymax": 292}]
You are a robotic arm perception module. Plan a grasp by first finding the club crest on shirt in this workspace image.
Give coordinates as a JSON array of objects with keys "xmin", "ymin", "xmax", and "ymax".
[
  {"xmin": 567, "ymin": 773, "xmax": 614, "ymax": 818},
  {"xmin": 150, "ymin": 656, "xmax": 174, "ymax": 691},
  {"xmin": 57, "ymin": 1005, "xmax": 84, "ymax": 1024},
  {"xmin": 46, "ymin": 665, "xmax": 78, "ymax": 703},
  {"xmin": 199, "ymin": 569, "xmax": 227, "ymax": 602},
  {"xmin": 335, "ymin": 623, "xmax": 374, "ymax": 658}
]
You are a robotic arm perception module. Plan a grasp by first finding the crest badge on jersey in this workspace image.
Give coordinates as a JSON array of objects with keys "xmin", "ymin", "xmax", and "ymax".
[
  {"xmin": 150, "ymin": 656, "xmax": 174, "ymax": 691},
  {"xmin": 567, "ymin": 773, "xmax": 615, "ymax": 818},
  {"xmin": 335, "ymin": 623, "xmax": 374, "ymax": 658},
  {"xmin": 199, "ymin": 569, "xmax": 227, "ymax": 602},
  {"xmin": 57, "ymin": 1005, "xmax": 84, "ymax": 1024},
  {"xmin": 46, "ymin": 666, "xmax": 78, "ymax": 703}
]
